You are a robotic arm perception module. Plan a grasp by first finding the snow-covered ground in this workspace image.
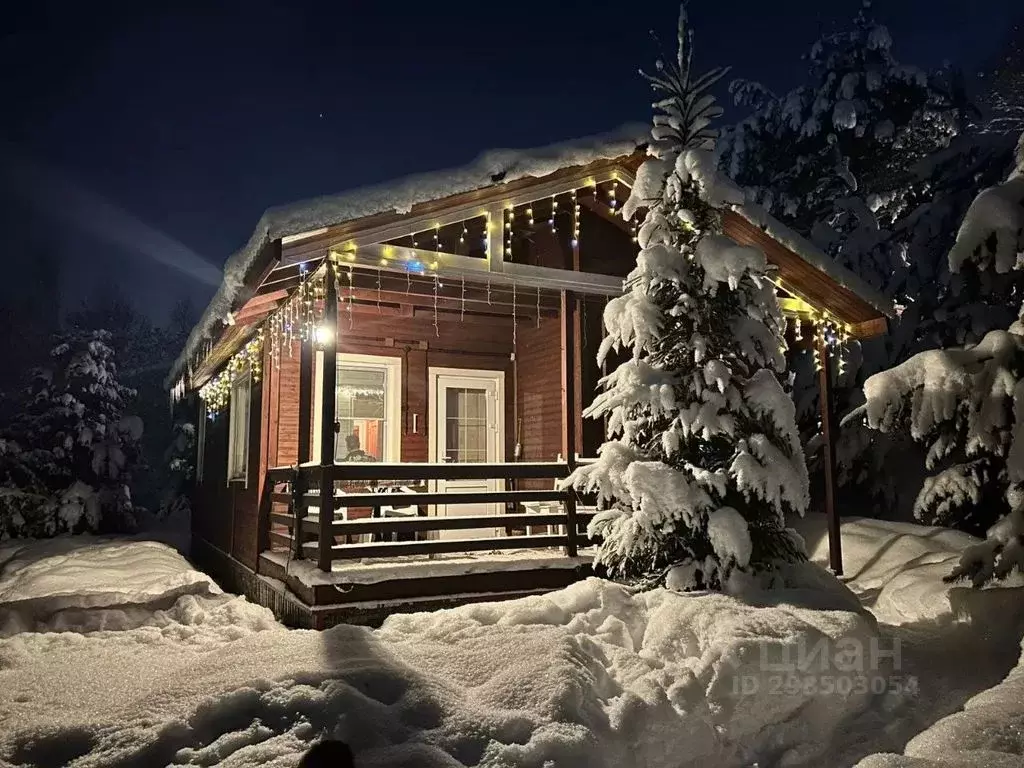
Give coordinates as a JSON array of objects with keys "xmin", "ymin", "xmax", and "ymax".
[
  {"xmin": 1, "ymin": 517, "xmax": 1023, "ymax": 767},
  {"xmin": 794, "ymin": 515, "xmax": 1024, "ymax": 767}
]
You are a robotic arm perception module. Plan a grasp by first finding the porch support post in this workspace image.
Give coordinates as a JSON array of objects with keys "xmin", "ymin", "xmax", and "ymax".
[
  {"xmin": 818, "ymin": 332, "xmax": 843, "ymax": 575},
  {"xmin": 293, "ymin": 316, "xmax": 314, "ymax": 559},
  {"xmin": 318, "ymin": 262, "xmax": 339, "ymax": 572},
  {"xmin": 560, "ymin": 289, "xmax": 578, "ymax": 557},
  {"xmin": 297, "ymin": 336, "xmax": 313, "ymax": 463}
]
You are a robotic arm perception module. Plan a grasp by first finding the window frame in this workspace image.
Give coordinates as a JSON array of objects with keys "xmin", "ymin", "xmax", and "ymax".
[
  {"xmin": 227, "ymin": 370, "xmax": 251, "ymax": 485},
  {"xmin": 313, "ymin": 352, "xmax": 402, "ymax": 463}
]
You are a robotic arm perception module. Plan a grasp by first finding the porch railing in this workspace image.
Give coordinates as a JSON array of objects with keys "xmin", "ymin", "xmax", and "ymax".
[{"xmin": 260, "ymin": 462, "xmax": 594, "ymax": 572}]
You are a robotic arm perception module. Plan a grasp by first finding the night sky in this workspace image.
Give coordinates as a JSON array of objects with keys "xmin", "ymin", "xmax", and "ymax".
[{"xmin": 1, "ymin": 0, "xmax": 1019, "ymax": 324}]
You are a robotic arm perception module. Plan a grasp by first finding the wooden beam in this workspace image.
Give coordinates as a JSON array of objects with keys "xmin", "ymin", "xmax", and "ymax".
[
  {"xmin": 561, "ymin": 290, "xmax": 579, "ymax": 557},
  {"xmin": 244, "ymin": 287, "xmax": 290, "ymax": 308},
  {"xmin": 233, "ymin": 302, "xmax": 279, "ymax": 325},
  {"xmin": 579, "ymin": 195, "xmax": 632, "ymax": 235},
  {"xmin": 818, "ymin": 333, "xmax": 843, "ymax": 575},
  {"xmin": 341, "ymin": 284, "xmax": 559, "ymax": 316},
  {"xmin": 244, "ymin": 239, "xmax": 283, "ymax": 301},
  {"xmin": 723, "ymin": 209, "xmax": 888, "ymax": 326},
  {"xmin": 849, "ymin": 316, "xmax": 888, "ymax": 340}
]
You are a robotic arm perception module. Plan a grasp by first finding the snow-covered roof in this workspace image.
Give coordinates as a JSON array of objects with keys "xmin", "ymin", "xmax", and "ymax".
[
  {"xmin": 168, "ymin": 124, "xmax": 650, "ymax": 387},
  {"xmin": 732, "ymin": 202, "xmax": 896, "ymax": 319}
]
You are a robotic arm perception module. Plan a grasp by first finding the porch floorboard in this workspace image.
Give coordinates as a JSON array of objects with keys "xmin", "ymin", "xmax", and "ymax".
[{"xmin": 260, "ymin": 546, "xmax": 593, "ymax": 587}]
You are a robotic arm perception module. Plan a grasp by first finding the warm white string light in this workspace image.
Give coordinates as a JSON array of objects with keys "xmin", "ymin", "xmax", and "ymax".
[
  {"xmin": 505, "ymin": 207, "xmax": 514, "ymax": 258},
  {"xmin": 571, "ymin": 189, "xmax": 580, "ymax": 248}
]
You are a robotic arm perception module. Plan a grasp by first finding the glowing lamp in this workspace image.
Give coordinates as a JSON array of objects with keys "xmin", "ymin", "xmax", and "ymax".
[{"xmin": 314, "ymin": 324, "xmax": 333, "ymax": 347}]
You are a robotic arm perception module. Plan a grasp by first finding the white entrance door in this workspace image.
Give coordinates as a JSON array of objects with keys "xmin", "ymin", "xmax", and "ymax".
[{"xmin": 429, "ymin": 368, "xmax": 505, "ymax": 539}]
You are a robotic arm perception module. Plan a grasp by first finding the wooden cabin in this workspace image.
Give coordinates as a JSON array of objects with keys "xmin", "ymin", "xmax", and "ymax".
[{"xmin": 170, "ymin": 128, "xmax": 893, "ymax": 628}]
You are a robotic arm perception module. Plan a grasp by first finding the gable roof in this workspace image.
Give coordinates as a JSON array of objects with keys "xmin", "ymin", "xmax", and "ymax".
[{"xmin": 170, "ymin": 127, "xmax": 896, "ymax": 390}]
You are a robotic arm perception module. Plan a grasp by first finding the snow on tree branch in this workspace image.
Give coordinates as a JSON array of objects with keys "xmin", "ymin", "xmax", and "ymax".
[{"xmin": 566, "ymin": 7, "xmax": 809, "ymax": 591}]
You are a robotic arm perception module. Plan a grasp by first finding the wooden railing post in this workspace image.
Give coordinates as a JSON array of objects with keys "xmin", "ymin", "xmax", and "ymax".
[
  {"xmin": 291, "ymin": 466, "xmax": 306, "ymax": 559},
  {"xmin": 257, "ymin": 473, "xmax": 273, "ymax": 556},
  {"xmin": 318, "ymin": 261, "xmax": 339, "ymax": 572},
  {"xmin": 561, "ymin": 290, "xmax": 579, "ymax": 557}
]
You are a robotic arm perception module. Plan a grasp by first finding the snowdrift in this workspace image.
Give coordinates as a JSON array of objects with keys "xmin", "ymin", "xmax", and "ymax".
[
  {"xmin": 855, "ymin": 634, "xmax": 1024, "ymax": 768},
  {"xmin": 0, "ymin": 537, "xmax": 885, "ymax": 767},
  {"xmin": 0, "ymin": 536, "xmax": 269, "ymax": 637},
  {"xmin": 794, "ymin": 514, "xmax": 1024, "ymax": 629},
  {"xmin": 792, "ymin": 516, "xmax": 1024, "ymax": 768}
]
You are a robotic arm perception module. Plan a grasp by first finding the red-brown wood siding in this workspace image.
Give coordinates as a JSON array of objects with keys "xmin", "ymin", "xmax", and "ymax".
[
  {"xmin": 514, "ymin": 316, "xmax": 563, "ymax": 466},
  {"xmin": 273, "ymin": 341, "xmax": 302, "ymax": 467},
  {"xmin": 194, "ymin": 373, "xmax": 265, "ymax": 570}
]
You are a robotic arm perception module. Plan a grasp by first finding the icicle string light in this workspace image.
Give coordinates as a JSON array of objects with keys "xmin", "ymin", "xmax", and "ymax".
[
  {"xmin": 198, "ymin": 330, "xmax": 265, "ymax": 415},
  {"xmin": 347, "ymin": 265, "xmax": 354, "ymax": 329},
  {"xmin": 512, "ymin": 282, "xmax": 517, "ymax": 349},
  {"xmin": 433, "ymin": 273, "xmax": 440, "ymax": 338}
]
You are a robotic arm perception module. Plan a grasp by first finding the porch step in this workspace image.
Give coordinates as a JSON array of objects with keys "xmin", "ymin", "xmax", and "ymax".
[{"xmin": 304, "ymin": 533, "xmax": 570, "ymax": 560}]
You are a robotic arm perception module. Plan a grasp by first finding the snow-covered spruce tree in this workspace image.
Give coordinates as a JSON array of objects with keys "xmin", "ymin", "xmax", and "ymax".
[
  {"xmin": 853, "ymin": 137, "xmax": 1024, "ymax": 581},
  {"xmin": 2, "ymin": 329, "xmax": 143, "ymax": 535},
  {"xmin": 0, "ymin": 438, "xmax": 55, "ymax": 540},
  {"xmin": 720, "ymin": 4, "xmax": 960, "ymax": 290},
  {"xmin": 719, "ymin": 6, "xmax": 1018, "ymax": 519},
  {"xmin": 978, "ymin": 19, "xmax": 1024, "ymax": 137},
  {"xmin": 156, "ymin": 419, "xmax": 194, "ymax": 525},
  {"xmin": 567, "ymin": 10, "xmax": 809, "ymax": 590}
]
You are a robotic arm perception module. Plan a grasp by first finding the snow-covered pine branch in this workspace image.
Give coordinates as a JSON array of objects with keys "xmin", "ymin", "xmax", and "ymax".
[
  {"xmin": 0, "ymin": 329, "xmax": 143, "ymax": 538},
  {"xmin": 859, "ymin": 138, "xmax": 1024, "ymax": 583},
  {"xmin": 565, "ymin": 7, "xmax": 809, "ymax": 591}
]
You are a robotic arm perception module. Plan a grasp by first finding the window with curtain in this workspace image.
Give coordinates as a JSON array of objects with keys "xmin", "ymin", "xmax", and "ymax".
[
  {"xmin": 227, "ymin": 373, "xmax": 250, "ymax": 482},
  {"xmin": 336, "ymin": 366, "xmax": 387, "ymax": 461}
]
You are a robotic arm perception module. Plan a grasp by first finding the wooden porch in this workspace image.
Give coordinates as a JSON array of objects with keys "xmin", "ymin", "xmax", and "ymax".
[{"xmin": 250, "ymin": 261, "xmax": 599, "ymax": 609}]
